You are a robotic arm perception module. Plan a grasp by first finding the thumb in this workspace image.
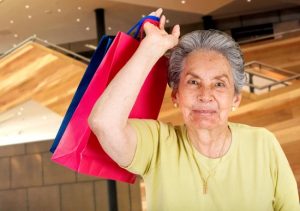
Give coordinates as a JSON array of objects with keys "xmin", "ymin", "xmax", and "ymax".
[{"xmin": 172, "ymin": 24, "xmax": 180, "ymax": 39}]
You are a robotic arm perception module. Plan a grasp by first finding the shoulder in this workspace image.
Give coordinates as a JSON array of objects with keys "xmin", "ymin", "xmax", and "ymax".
[
  {"xmin": 229, "ymin": 122, "xmax": 279, "ymax": 151},
  {"xmin": 128, "ymin": 118, "xmax": 180, "ymax": 140},
  {"xmin": 230, "ymin": 122, "xmax": 276, "ymax": 140},
  {"xmin": 128, "ymin": 118, "xmax": 175, "ymax": 132}
]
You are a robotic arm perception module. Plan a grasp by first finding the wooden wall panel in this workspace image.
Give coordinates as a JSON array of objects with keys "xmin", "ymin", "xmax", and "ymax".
[{"xmin": 0, "ymin": 42, "xmax": 87, "ymax": 115}]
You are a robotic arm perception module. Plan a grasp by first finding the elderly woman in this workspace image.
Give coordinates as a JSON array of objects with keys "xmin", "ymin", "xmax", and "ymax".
[{"xmin": 89, "ymin": 9, "xmax": 299, "ymax": 211}]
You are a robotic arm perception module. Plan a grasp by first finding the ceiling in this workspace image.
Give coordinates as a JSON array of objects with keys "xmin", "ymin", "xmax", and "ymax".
[
  {"xmin": 0, "ymin": 0, "xmax": 299, "ymax": 54},
  {"xmin": 0, "ymin": 100, "xmax": 62, "ymax": 146}
]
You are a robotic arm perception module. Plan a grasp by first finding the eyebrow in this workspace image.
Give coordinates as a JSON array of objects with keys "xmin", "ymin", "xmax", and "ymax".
[{"xmin": 186, "ymin": 72, "xmax": 230, "ymax": 82}]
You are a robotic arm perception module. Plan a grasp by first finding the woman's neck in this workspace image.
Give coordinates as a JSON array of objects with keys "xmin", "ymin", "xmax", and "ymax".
[{"xmin": 187, "ymin": 124, "xmax": 232, "ymax": 158}]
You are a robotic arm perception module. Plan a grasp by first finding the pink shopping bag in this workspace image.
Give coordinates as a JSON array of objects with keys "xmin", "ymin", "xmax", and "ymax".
[{"xmin": 51, "ymin": 17, "xmax": 168, "ymax": 183}]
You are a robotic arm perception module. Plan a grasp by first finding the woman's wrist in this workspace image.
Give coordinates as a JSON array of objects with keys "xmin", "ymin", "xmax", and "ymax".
[{"xmin": 139, "ymin": 38, "xmax": 168, "ymax": 60}]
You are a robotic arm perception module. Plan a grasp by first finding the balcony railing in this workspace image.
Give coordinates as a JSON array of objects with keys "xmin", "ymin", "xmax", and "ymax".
[
  {"xmin": 244, "ymin": 61, "xmax": 300, "ymax": 94},
  {"xmin": 0, "ymin": 35, "xmax": 90, "ymax": 63}
]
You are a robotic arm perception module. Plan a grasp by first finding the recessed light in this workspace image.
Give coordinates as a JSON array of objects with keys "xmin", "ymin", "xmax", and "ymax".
[
  {"xmin": 14, "ymin": 34, "xmax": 18, "ymax": 38},
  {"xmin": 17, "ymin": 111, "xmax": 22, "ymax": 116},
  {"xmin": 166, "ymin": 19, "xmax": 170, "ymax": 23},
  {"xmin": 85, "ymin": 27, "xmax": 90, "ymax": 31},
  {"xmin": 77, "ymin": 6, "xmax": 82, "ymax": 10},
  {"xmin": 247, "ymin": 0, "xmax": 251, "ymax": 2},
  {"xmin": 108, "ymin": 26, "xmax": 112, "ymax": 30},
  {"xmin": 57, "ymin": 8, "xmax": 62, "ymax": 13},
  {"xmin": 0, "ymin": 0, "xmax": 4, "ymax": 3},
  {"xmin": 76, "ymin": 18, "xmax": 80, "ymax": 22},
  {"xmin": 28, "ymin": 15, "xmax": 32, "ymax": 19},
  {"xmin": 25, "ymin": 5, "xmax": 30, "ymax": 9},
  {"xmin": 44, "ymin": 40, "xmax": 48, "ymax": 43},
  {"xmin": 10, "ymin": 20, "xmax": 14, "ymax": 24},
  {"xmin": 181, "ymin": 0, "xmax": 186, "ymax": 4}
]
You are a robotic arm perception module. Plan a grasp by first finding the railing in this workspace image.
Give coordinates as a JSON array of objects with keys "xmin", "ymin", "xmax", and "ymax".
[
  {"xmin": 0, "ymin": 35, "xmax": 90, "ymax": 63},
  {"xmin": 238, "ymin": 28, "xmax": 300, "ymax": 45},
  {"xmin": 244, "ymin": 61, "xmax": 300, "ymax": 93}
]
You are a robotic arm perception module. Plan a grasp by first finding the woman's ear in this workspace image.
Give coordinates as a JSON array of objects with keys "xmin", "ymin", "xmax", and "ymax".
[
  {"xmin": 232, "ymin": 93, "xmax": 242, "ymax": 108},
  {"xmin": 171, "ymin": 89, "xmax": 178, "ymax": 107}
]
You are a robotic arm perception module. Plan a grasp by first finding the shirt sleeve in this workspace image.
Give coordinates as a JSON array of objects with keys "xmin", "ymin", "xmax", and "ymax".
[
  {"xmin": 268, "ymin": 131, "xmax": 300, "ymax": 211},
  {"xmin": 120, "ymin": 119, "xmax": 163, "ymax": 176}
]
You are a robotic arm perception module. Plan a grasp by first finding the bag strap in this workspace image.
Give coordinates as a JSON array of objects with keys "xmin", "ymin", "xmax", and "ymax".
[{"xmin": 127, "ymin": 15, "xmax": 160, "ymax": 40}]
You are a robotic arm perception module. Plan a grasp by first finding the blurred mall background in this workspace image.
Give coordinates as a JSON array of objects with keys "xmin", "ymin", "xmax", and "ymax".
[{"xmin": 0, "ymin": 0, "xmax": 299, "ymax": 210}]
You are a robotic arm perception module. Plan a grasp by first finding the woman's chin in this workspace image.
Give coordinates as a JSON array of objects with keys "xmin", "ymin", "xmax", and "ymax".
[{"xmin": 188, "ymin": 116, "xmax": 220, "ymax": 130}]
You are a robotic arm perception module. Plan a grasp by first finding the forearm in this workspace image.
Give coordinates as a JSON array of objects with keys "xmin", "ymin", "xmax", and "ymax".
[
  {"xmin": 87, "ymin": 11, "xmax": 179, "ymax": 165},
  {"xmin": 88, "ymin": 40, "xmax": 163, "ymax": 130}
]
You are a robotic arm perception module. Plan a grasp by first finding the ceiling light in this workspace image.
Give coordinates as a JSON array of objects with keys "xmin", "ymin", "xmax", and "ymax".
[
  {"xmin": 181, "ymin": 0, "xmax": 186, "ymax": 4},
  {"xmin": 17, "ymin": 111, "xmax": 22, "ymax": 116},
  {"xmin": 13, "ymin": 44, "xmax": 17, "ymax": 48},
  {"xmin": 28, "ymin": 15, "xmax": 32, "ymax": 19},
  {"xmin": 77, "ymin": 6, "xmax": 82, "ymax": 10},
  {"xmin": 0, "ymin": 0, "xmax": 4, "ymax": 3},
  {"xmin": 10, "ymin": 20, "xmax": 14, "ymax": 24},
  {"xmin": 166, "ymin": 19, "xmax": 170, "ymax": 23},
  {"xmin": 14, "ymin": 34, "xmax": 18, "ymax": 38},
  {"xmin": 76, "ymin": 18, "xmax": 80, "ymax": 22},
  {"xmin": 57, "ymin": 8, "xmax": 62, "ymax": 13},
  {"xmin": 85, "ymin": 27, "xmax": 90, "ymax": 31},
  {"xmin": 25, "ymin": 5, "xmax": 30, "ymax": 9},
  {"xmin": 247, "ymin": 0, "xmax": 251, "ymax": 2},
  {"xmin": 107, "ymin": 26, "xmax": 112, "ymax": 30}
]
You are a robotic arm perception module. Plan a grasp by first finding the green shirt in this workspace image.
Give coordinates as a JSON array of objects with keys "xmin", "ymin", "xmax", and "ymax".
[{"xmin": 124, "ymin": 119, "xmax": 299, "ymax": 211}]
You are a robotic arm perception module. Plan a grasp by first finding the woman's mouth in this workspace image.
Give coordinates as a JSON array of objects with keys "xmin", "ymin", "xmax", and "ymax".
[{"xmin": 192, "ymin": 109, "xmax": 216, "ymax": 115}]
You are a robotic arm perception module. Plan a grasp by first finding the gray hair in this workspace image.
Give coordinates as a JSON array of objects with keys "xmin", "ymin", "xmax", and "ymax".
[{"xmin": 168, "ymin": 29, "xmax": 245, "ymax": 94}]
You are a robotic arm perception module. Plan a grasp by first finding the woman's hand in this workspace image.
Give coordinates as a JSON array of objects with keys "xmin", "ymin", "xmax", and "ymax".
[{"xmin": 141, "ymin": 8, "xmax": 180, "ymax": 57}]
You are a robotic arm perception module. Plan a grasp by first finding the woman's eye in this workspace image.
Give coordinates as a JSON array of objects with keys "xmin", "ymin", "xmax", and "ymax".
[
  {"xmin": 187, "ymin": 80, "xmax": 198, "ymax": 85},
  {"xmin": 215, "ymin": 82, "xmax": 225, "ymax": 87}
]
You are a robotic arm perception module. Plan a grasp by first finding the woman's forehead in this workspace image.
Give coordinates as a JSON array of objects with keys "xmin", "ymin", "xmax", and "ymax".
[{"xmin": 182, "ymin": 50, "xmax": 232, "ymax": 78}]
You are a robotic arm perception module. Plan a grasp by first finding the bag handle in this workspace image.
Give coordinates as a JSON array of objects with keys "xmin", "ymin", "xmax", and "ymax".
[{"xmin": 127, "ymin": 15, "xmax": 160, "ymax": 40}]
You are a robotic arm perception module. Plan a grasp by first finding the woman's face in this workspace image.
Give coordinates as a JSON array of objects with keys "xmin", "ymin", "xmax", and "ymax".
[{"xmin": 173, "ymin": 50, "xmax": 241, "ymax": 130}]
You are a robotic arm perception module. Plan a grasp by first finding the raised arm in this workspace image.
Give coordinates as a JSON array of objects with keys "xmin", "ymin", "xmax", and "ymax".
[{"xmin": 88, "ymin": 9, "xmax": 180, "ymax": 167}]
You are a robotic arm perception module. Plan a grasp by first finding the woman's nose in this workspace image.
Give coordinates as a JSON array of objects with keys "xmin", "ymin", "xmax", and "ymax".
[{"xmin": 197, "ymin": 86, "xmax": 213, "ymax": 102}]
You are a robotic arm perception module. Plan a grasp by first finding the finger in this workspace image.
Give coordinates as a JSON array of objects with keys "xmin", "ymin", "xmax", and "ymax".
[
  {"xmin": 160, "ymin": 15, "xmax": 166, "ymax": 30},
  {"xmin": 171, "ymin": 24, "xmax": 180, "ymax": 39},
  {"xmin": 155, "ymin": 8, "xmax": 163, "ymax": 17},
  {"xmin": 143, "ymin": 22, "xmax": 154, "ymax": 35},
  {"xmin": 149, "ymin": 11, "xmax": 156, "ymax": 16},
  {"xmin": 149, "ymin": 8, "xmax": 162, "ymax": 17}
]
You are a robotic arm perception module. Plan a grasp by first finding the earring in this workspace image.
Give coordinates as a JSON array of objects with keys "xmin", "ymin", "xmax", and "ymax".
[
  {"xmin": 231, "ymin": 106, "xmax": 236, "ymax": 112},
  {"xmin": 173, "ymin": 103, "xmax": 178, "ymax": 108}
]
